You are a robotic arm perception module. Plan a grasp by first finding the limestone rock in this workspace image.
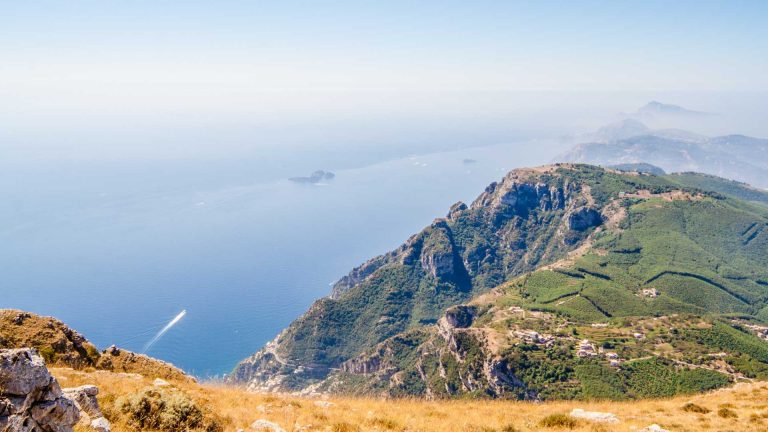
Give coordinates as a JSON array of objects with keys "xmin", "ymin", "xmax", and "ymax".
[
  {"xmin": 89, "ymin": 417, "xmax": 111, "ymax": 432},
  {"xmin": 250, "ymin": 419, "xmax": 286, "ymax": 432},
  {"xmin": 568, "ymin": 207, "xmax": 603, "ymax": 231},
  {"xmin": 62, "ymin": 385, "xmax": 110, "ymax": 432},
  {"xmin": 640, "ymin": 425, "xmax": 670, "ymax": 432},
  {"xmin": 153, "ymin": 378, "xmax": 171, "ymax": 387},
  {"xmin": 0, "ymin": 348, "xmax": 80, "ymax": 432},
  {"xmin": 570, "ymin": 408, "xmax": 619, "ymax": 423}
]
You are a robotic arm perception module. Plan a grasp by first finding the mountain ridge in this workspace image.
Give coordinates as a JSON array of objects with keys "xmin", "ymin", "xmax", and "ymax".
[
  {"xmin": 556, "ymin": 120, "xmax": 768, "ymax": 189},
  {"xmin": 230, "ymin": 164, "xmax": 768, "ymax": 399}
]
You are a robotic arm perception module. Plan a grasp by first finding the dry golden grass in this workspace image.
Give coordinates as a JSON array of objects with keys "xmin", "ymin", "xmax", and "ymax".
[{"xmin": 53, "ymin": 367, "xmax": 768, "ymax": 432}]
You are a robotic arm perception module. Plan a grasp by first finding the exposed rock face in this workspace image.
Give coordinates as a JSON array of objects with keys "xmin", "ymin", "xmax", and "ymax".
[
  {"xmin": 231, "ymin": 165, "xmax": 604, "ymax": 393},
  {"xmin": 62, "ymin": 385, "xmax": 110, "ymax": 432},
  {"xmin": 440, "ymin": 305, "xmax": 477, "ymax": 330},
  {"xmin": 0, "ymin": 349, "xmax": 80, "ymax": 432},
  {"xmin": 419, "ymin": 221, "xmax": 464, "ymax": 281},
  {"xmin": 568, "ymin": 207, "xmax": 603, "ymax": 231}
]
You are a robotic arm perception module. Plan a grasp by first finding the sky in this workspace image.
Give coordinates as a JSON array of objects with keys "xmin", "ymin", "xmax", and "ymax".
[{"xmin": 1, "ymin": 1, "xmax": 767, "ymax": 159}]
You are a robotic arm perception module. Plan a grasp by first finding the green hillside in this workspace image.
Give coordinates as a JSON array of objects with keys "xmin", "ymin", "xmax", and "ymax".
[{"xmin": 231, "ymin": 165, "xmax": 768, "ymax": 400}]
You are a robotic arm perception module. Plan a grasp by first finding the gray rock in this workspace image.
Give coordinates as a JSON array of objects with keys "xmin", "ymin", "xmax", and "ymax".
[
  {"xmin": 153, "ymin": 378, "xmax": 171, "ymax": 387},
  {"xmin": 0, "ymin": 349, "xmax": 80, "ymax": 432},
  {"xmin": 568, "ymin": 207, "xmax": 603, "ymax": 231},
  {"xmin": 570, "ymin": 408, "xmax": 619, "ymax": 423},
  {"xmin": 250, "ymin": 419, "xmax": 286, "ymax": 432},
  {"xmin": 640, "ymin": 425, "xmax": 670, "ymax": 432},
  {"xmin": 89, "ymin": 416, "xmax": 111, "ymax": 432},
  {"xmin": 63, "ymin": 384, "xmax": 111, "ymax": 432}
]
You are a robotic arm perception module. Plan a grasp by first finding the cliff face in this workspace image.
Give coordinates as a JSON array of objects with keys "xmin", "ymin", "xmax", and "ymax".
[
  {"xmin": 302, "ymin": 171, "xmax": 768, "ymax": 400},
  {"xmin": 232, "ymin": 164, "xmax": 768, "ymax": 398},
  {"xmin": 230, "ymin": 165, "xmax": 614, "ymax": 392}
]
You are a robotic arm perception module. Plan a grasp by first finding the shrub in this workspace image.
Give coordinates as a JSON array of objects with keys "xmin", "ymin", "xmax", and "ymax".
[
  {"xmin": 366, "ymin": 417, "xmax": 401, "ymax": 430},
  {"xmin": 331, "ymin": 422, "xmax": 360, "ymax": 432},
  {"xmin": 39, "ymin": 346, "xmax": 56, "ymax": 364},
  {"xmin": 500, "ymin": 425, "xmax": 519, "ymax": 432},
  {"xmin": 717, "ymin": 407, "xmax": 738, "ymax": 419},
  {"xmin": 116, "ymin": 387, "xmax": 222, "ymax": 432},
  {"xmin": 539, "ymin": 413, "xmax": 578, "ymax": 429},
  {"xmin": 682, "ymin": 402, "xmax": 711, "ymax": 414}
]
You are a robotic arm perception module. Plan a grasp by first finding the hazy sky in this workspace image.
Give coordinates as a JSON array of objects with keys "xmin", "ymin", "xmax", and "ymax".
[
  {"xmin": 2, "ymin": 1, "xmax": 766, "ymax": 93},
  {"xmin": 1, "ymin": 1, "xmax": 767, "ymax": 159}
]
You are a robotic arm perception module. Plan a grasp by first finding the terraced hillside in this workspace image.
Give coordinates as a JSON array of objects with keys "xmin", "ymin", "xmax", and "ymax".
[{"xmin": 231, "ymin": 164, "xmax": 768, "ymax": 400}]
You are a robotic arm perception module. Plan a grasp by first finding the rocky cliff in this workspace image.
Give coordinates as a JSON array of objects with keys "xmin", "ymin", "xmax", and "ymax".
[
  {"xmin": 231, "ymin": 165, "xmax": 616, "ymax": 392},
  {"xmin": 232, "ymin": 164, "xmax": 768, "ymax": 399}
]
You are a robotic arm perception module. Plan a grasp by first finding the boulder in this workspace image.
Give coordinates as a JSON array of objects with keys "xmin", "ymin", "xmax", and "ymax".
[
  {"xmin": 641, "ymin": 425, "xmax": 670, "ymax": 432},
  {"xmin": 62, "ymin": 385, "xmax": 111, "ymax": 432},
  {"xmin": 0, "ymin": 349, "xmax": 80, "ymax": 432},
  {"xmin": 152, "ymin": 378, "xmax": 171, "ymax": 387},
  {"xmin": 250, "ymin": 419, "xmax": 286, "ymax": 432},
  {"xmin": 569, "ymin": 408, "xmax": 619, "ymax": 423}
]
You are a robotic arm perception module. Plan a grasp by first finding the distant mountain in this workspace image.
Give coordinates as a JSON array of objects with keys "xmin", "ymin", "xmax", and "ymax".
[
  {"xmin": 634, "ymin": 101, "xmax": 714, "ymax": 118},
  {"xmin": 230, "ymin": 164, "xmax": 768, "ymax": 400},
  {"xmin": 557, "ymin": 121, "xmax": 768, "ymax": 189}
]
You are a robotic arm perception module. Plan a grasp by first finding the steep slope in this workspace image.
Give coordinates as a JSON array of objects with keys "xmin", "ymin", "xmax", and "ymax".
[
  {"xmin": 0, "ymin": 309, "xmax": 193, "ymax": 382},
  {"xmin": 314, "ymin": 171, "xmax": 768, "ymax": 400},
  {"xmin": 230, "ymin": 164, "xmax": 768, "ymax": 398},
  {"xmin": 231, "ymin": 165, "xmax": 612, "ymax": 391}
]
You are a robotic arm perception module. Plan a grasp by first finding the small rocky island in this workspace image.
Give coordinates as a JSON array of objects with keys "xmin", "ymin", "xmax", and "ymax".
[{"xmin": 289, "ymin": 170, "xmax": 335, "ymax": 184}]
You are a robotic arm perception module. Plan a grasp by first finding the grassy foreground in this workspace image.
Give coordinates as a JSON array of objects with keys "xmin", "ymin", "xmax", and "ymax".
[{"xmin": 53, "ymin": 367, "xmax": 768, "ymax": 432}]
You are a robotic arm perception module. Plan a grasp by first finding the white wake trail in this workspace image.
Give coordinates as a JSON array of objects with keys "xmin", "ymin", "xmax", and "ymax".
[{"xmin": 142, "ymin": 310, "xmax": 187, "ymax": 354}]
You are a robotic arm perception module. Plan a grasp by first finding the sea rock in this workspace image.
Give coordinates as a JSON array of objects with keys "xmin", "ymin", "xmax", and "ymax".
[
  {"xmin": 250, "ymin": 419, "xmax": 286, "ymax": 432},
  {"xmin": 0, "ymin": 348, "xmax": 80, "ymax": 432},
  {"xmin": 570, "ymin": 408, "xmax": 619, "ymax": 423}
]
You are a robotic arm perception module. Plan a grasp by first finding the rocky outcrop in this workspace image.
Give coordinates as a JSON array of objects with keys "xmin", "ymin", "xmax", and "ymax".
[
  {"xmin": 96, "ymin": 345, "xmax": 193, "ymax": 383},
  {"xmin": 0, "ymin": 310, "xmax": 100, "ymax": 369},
  {"xmin": 330, "ymin": 256, "xmax": 389, "ymax": 299},
  {"xmin": 231, "ymin": 165, "xmax": 606, "ymax": 394},
  {"xmin": 62, "ymin": 385, "xmax": 110, "ymax": 432},
  {"xmin": 570, "ymin": 408, "xmax": 620, "ymax": 423},
  {"xmin": 419, "ymin": 221, "xmax": 464, "ymax": 281},
  {"xmin": 567, "ymin": 207, "xmax": 603, "ymax": 231},
  {"xmin": 1, "ymin": 310, "xmax": 193, "ymax": 385},
  {"xmin": 439, "ymin": 305, "xmax": 477, "ymax": 331},
  {"xmin": 0, "ymin": 349, "xmax": 80, "ymax": 432}
]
